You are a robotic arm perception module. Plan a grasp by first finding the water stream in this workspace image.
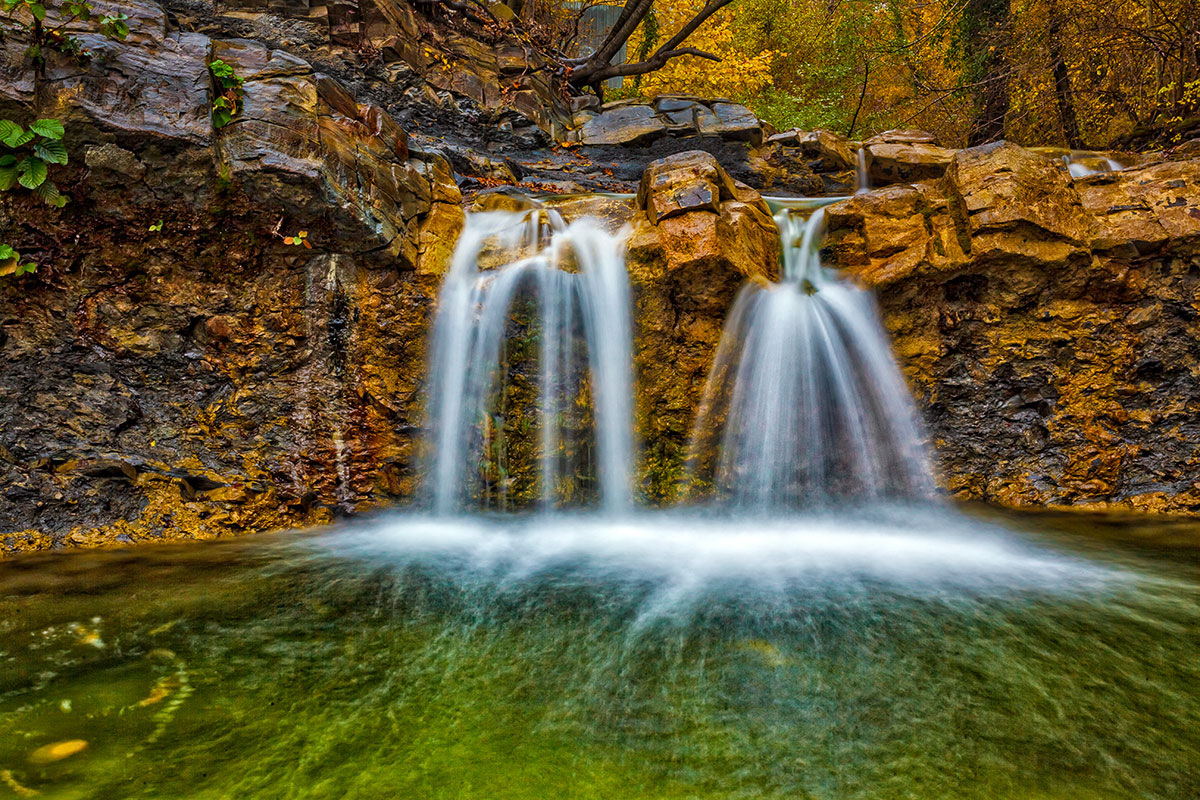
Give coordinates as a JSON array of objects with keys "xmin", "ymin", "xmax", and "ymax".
[
  {"xmin": 2, "ymin": 194, "xmax": 1198, "ymax": 799},
  {"xmin": 688, "ymin": 207, "xmax": 933, "ymax": 509},
  {"xmin": 423, "ymin": 207, "xmax": 633, "ymax": 513}
]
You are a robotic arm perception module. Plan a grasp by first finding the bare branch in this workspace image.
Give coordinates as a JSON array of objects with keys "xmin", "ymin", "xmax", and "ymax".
[{"xmin": 571, "ymin": 0, "xmax": 738, "ymax": 86}]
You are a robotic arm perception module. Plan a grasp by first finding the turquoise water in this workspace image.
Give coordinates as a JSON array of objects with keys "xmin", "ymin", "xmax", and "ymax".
[{"xmin": 1, "ymin": 507, "xmax": 1198, "ymax": 799}]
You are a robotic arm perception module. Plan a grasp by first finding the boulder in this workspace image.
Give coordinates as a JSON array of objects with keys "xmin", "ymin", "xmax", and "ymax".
[
  {"xmin": 866, "ymin": 142, "xmax": 956, "ymax": 183},
  {"xmin": 636, "ymin": 151, "xmax": 739, "ymax": 224},
  {"xmin": 865, "ymin": 129, "xmax": 941, "ymax": 146},
  {"xmin": 578, "ymin": 104, "xmax": 666, "ymax": 146},
  {"xmin": 697, "ymin": 102, "xmax": 763, "ymax": 145},
  {"xmin": 768, "ymin": 129, "xmax": 856, "ymax": 172}
]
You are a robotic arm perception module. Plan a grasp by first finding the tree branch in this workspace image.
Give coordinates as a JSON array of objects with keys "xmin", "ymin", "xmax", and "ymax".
[
  {"xmin": 571, "ymin": 0, "xmax": 738, "ymax": 86},
  {"xmin": 579, "ymin": 46, "xmax": 721, "ymax": 83}
]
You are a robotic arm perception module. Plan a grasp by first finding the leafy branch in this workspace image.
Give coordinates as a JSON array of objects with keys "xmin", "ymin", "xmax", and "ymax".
[
  {"xmin": 0, "ymin": 242, "xmax": 37, "ymax": 277},
  {"xmin": 209, "ymin": 59, "xmax": 245, "ymax": 128},
  {"xmin": 0, "ymin": 117, "xmax": 68, "ymax": 207}
]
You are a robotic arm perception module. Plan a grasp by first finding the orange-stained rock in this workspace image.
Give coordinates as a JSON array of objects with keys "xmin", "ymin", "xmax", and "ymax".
[
  {"xmin": 626, "ymin": 151, "xmax": 779, "ymax": 499},
  {"xmin": 825, "ymin": 142, "xmax": 1200, "ymax": 514},
  {"xmin": 0, "ymin": 0, "xmax": 457, "ymax": 554}
]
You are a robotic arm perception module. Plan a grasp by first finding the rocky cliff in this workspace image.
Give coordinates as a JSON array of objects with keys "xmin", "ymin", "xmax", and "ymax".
[
  {"xmin": 826, "ymin": 141, "xmax": 1200, "ymax": 513},
  {"xmin": 4, "ymin": 0, "xmax": 1200, "ymax": 554}
]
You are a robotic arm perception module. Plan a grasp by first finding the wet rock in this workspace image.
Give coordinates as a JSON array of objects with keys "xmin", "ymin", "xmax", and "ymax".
[
  {"xmin": 865, "ymin": 129, "xmax": 941, "ymax": 146},
  {"xmin": 625, "ymin": 152, "xmax": 779, "ymax": 500},
  {"xmin": 698, "ymin": 102, "xmax": 763, "ymax": 145},
  {"xmin": 0, "ymin": 0, "xmax": 459, "ymax": 553},
  {"xmin": 825, "ymin": 143, "xmax": 1200, "ymax": 513},
  {"xmin": 637, "ymin": 151, "xmax": 738, "ymax": 224}
]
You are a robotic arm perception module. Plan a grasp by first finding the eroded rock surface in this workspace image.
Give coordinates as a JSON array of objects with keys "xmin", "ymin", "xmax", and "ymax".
[
  {"xmin": 826, "ymin": 141, "xmax": 1200, "ymax": 512},
  {"xmin": 626, "ymin": 151, "xmax": 780, "ymax": 499},
  {"xmin": 0, "ymin": 0, "xmax": 461, "ymax": 553}
]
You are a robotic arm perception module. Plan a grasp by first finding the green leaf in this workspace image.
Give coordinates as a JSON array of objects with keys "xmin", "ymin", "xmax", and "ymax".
[
  {"xmin": 0, "ymin": 154, "xmax": 15, "ymax": 167},
  {"xmin": 0, "ymin": 120, "xmax": 33, "ymax": 148},
  {"xmin": 0, "ymin": 244, "xmax": 14, "ymax": 260},
  {"xmin": 0, "ymin": 120, "xmax": 21, "ymax": 143},
  {"xmin": 29, "ymin": 118, "xmax": 64, "ymax": 140},
  {"xmin": 0, "ymin": 165, "xmax": 16, "ymax": 191},
  {"xmin": 16, "ymin": 261, "xmax": 37, "ymax": 276},
  {"xmin": 33, "ymin": 139, "xmax": 67, "ymax": 165},
  {"xmin": 29, "ymin": 2, "xmax": 45, "ymax": 19},
  {"xmin": 34, "ymin": 179, "xmax": 64, "ymax": 205},
  {"xmin": 17, "ymin": 156, "xmax": 47, "ymax": 189}
]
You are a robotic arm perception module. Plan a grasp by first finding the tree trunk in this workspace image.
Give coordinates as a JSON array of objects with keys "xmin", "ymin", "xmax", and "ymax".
[
  {"xmin": 1048, "ymin": 2, "xmax": 1084, "ymax": 148},
  {"xmin": 964, "ymin": 0, "xmax": 1011, "ymax": 146}
]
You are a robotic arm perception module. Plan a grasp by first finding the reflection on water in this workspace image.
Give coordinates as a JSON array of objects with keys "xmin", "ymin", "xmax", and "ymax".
[{"xmin": 2, "ymin": 508, "xmax": 1199, "ymax": 799}]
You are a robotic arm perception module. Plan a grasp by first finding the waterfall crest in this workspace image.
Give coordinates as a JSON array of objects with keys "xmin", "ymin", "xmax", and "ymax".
[
  {"xmin": 424, "ymin": 207, "xmax": 634, "ymax": 514},
  {"xmin": 687, "ymin": 206, "xmax": 936, "ymax": 510}
]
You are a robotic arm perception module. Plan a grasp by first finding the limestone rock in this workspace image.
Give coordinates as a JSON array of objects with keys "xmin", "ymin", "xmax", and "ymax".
[
  {"xmin": 0, "ymin": 0, "xmax": 461, "ymax": 554},
  {"xmin": 626, "ymin": 151, "xmax": 779, "ymax": 500},
  {"xmin": 865, "ymin": 129, "xmax": 941, "ymax": 146},
  {"xmin": 824, "ymin": 144, "xmax": 1200, "ymax": 514},
  {"xmin": 637, "ymin": 151, "xmax": 738, "ymax": 224},
  {"xmin": 866, "ymin": 142, "xmax": 956, "ymax": 183},
  {"xmin": 698, "ymin": 102, "xmax": 763, "ymax": 145},
  {"xmin": 579, "ymin": 104, "xmax": 667, "ymax": 146}
]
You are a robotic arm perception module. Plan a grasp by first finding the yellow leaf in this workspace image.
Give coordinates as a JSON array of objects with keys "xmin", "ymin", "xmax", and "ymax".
[{"xmin": 28, "ymin": 740, "xmax": 88, "ymax": 765}]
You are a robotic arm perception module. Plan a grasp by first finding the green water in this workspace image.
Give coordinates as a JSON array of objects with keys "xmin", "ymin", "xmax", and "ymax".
[{"xmin": 1, "ymin": 509, "xmax": 1198, "ymax": 799}]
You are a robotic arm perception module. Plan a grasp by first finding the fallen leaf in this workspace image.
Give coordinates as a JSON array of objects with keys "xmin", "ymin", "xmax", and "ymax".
[{"xmin": 28, "ymin": 740, "xmax": 88, "ymax": 765}]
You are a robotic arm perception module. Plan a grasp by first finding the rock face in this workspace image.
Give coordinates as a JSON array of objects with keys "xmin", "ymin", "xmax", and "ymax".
[
  {"xmin": 826, "ymin": 141, "xmax": 1200, "ymax": 512},
  {"xmin": 625, "ymin": 152, "xmax": 780, "ymax": 498},
  {"xmin": 0, "ymin": 0, "xmax": 462, "ymax": 553}
]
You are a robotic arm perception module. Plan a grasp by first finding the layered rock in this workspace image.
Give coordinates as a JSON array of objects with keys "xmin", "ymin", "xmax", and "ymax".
[
  {"xmin": 826, "ymin": 141, "xmax": 1200, "ymax": 512},
  {"xmin": 0, "ymin": 0, "xmax": 462, "ymax": 553},
  {"xmin": 625, "ymin": 151, "xmax": 780, "ymax": 498},
  {"xmin": 570, "ymin": 97, "xmax": 764, "ymax": 148}
]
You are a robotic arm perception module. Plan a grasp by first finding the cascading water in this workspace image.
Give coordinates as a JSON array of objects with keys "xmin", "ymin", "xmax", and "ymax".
[
  {"xmin": 424, "ymin": 206, "xmax": 634, "ymax": 514},
  {"xmin": 5, "ymin": 189, "xmax": 1198, "ymax": 800},
  {"xmin": 687, "ymin": 204, "xmax": 935, "ymax": 510},
  {"xmin": 855, "ymin": 147, "xmax": 870, "ymax": 193}
]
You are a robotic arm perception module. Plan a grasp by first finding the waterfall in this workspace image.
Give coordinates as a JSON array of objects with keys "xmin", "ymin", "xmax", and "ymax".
[
  {"xmin": 687, "ymin": 206, "xmax": 935, "ymax": 510},
  {"xmin": 855, "ymin": 147, "xmax": 870, "ymax": 194},
  {"xmin": 424, "ymin": 207, "xmax": 634, "ymax": 514}
]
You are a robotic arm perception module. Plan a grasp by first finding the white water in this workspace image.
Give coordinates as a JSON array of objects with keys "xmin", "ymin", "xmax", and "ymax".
[
  {"xmin": 855, "ymin": 147, "xmax": 870, "ymax": 193},
  {"xmin": 1063, "ymin": 152, "xmax": 1126, "ymax": 177},
  {"xmin": 688, "ymin": 207, "xmax": 934, "ymax": 509},
  {"xmin": 424, "ymin": 208, "xmax": 634, "ymax": 513}
]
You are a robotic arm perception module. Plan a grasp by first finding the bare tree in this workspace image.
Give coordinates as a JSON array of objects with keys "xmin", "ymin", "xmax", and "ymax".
[{"xmin": 564, "ymin": 0, "xmax": 740, "ymax": 95}]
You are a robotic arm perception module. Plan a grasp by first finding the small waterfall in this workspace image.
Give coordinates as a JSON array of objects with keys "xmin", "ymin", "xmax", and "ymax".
[
  {"xmin": 1061, "ymin": 152, "xmax": 1126, "ymax": 178},
  {"xmin": 424, "ymin": 207, "xmax": 634, "ymax": 514},
  {"xmin": 688, "ymin": 206, "xmax": 935, "ymax": 510},
  {"xmin": 855, "ymin": 147, "xmax": 870, "ymax": 194}
]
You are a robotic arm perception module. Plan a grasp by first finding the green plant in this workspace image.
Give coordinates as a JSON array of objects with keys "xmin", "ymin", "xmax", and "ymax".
[
  {"xmin": 208, "ymin": 59, "xmax": 244, "ymax": 128},
  {"xmin": 0, "ymin": 117, "xmax": 67, "ymax": 206},
  {"xmin": 0, "ymin": 243, "xmax": 37, "ymax": 277},
  {"xmin": 0, "ymin": 0, "xmax": 128, "ymax": 69},
  {"xmin": 148, "ymin": 219, "xmax": 163, "ymax": 232},
  {"xmin": 283, "ymin": 229, "xmax": 311, "ymax": 249}
]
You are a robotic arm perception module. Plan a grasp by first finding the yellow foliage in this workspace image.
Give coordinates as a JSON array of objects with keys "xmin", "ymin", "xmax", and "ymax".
[{"xmin": 623, "ymin": 0, "xmax": 776, "ymax": 100}]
